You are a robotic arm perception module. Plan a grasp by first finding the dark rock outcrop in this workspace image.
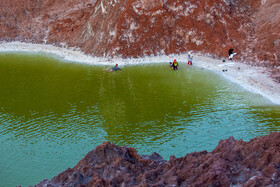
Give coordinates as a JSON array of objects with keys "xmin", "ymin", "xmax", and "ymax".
[{"xmin": 36, "ymin": 132, "xmax": 280, "ymax": 186}]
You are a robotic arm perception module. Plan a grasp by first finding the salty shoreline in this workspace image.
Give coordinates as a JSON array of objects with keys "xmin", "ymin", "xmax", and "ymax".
[{"xmin": 1, "ymin": 41, "xmax": 280, "ymax": 105}]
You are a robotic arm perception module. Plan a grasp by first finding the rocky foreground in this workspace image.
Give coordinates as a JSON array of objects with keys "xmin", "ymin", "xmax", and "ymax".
[{"xmin": 36, "ymin": 132, "xmax": 280, "ymax": 186}]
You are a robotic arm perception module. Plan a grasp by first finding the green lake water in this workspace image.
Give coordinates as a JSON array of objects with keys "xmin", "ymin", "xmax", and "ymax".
[{"xmin": 0, "ymin": 53, "xmax": 279, "ymax": 186}]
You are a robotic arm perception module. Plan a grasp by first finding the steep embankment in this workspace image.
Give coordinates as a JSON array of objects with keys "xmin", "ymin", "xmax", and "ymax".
[
  {"xmin": 0, "ymin": 0, "xmax": 94, "ymax": 43},
  {"xmin": 1, "ymin": 0, "xmax": 279, "ymax": 67},
  {"xmin": 252, "ymin": 0, "xmax": 280, "ymax": 82},
  {"xmin": 36, "ymin": 132, "xmax": 280, "ymax": 186},
  {"xmin": 252, "ymin": 0, "xmax": 280, "ymax": 64}
]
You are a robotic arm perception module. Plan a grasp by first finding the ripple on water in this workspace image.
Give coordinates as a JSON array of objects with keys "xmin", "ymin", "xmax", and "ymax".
[{"xmin": 0, "ymin": 55, "xmax": 279, "ymax": 186}]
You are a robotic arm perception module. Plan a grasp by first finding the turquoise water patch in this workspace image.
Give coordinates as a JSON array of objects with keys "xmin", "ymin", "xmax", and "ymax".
[{"xmin": 0, "ymin": 53, "xmax": 279, "ymax": 186}]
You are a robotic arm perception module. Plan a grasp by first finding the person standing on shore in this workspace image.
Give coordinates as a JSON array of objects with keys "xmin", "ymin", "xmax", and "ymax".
[
  {"xmin": 228, "ymin": 48, "xmax": 237, "ymax": 60},
  {"xmin": 188, "ymin": 50, "xmax": 193, "ymax": 65}
]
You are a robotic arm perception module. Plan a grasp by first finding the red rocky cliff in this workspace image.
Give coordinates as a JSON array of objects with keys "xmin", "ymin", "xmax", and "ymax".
[
  {"xmin": 0, "ymin": 0, "xmax": 279, "ymax": 65},
  {"xmin": 0, "ymin": 0, "xmax": 279, "ymax": 81},
  {"xmin": 36, "ymin": 132, "xmax": 280, "ymax": 186}
]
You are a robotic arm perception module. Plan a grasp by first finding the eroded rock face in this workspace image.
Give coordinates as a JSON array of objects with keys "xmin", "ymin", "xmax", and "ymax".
[
  {"xmin": 0, "ymin": 0, "xmax": 279, "ymax": 63},
  {"xmin": 253, "ymin": 0, "xmax": 280, "ymax": 65},
  {"xmin": 0, "ymin": 0, "xmax": 279, "ymax": 80},
  {"xmin": 36, "ymin": 132, "xmax": 280, "ymax": 186}
]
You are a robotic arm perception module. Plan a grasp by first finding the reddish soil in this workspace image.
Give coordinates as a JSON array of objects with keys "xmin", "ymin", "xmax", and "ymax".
[{"xmin": 0, "ymin": 0, "xmax": 279, "ymax": 67}]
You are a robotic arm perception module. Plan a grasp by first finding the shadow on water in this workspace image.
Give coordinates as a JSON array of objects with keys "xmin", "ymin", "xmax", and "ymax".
[{"xmin": 0, "ymin": 53, "xmax": 279, "ymax": 186}]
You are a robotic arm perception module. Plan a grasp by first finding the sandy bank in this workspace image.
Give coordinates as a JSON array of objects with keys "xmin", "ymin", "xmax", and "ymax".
[{"xmin": 0, "ymin": 42, "xmax": 279, "ymax": 105}]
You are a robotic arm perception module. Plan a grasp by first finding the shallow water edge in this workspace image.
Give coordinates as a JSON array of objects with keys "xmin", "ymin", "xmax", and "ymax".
[{"xmin": 0, "ymin": 41, "xmax": 279, "ymax": 105}]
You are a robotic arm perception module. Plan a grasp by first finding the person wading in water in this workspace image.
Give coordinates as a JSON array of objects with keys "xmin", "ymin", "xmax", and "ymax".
[
  {"xmin": 105, "ymin": 64, "xmax": 121, "ymax": 72},
  {"xmin": 172, "ymin": 59, "xmax": 179, "ymax": 70}
]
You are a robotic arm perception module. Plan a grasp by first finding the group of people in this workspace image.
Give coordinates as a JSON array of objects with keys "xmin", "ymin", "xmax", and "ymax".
[
  {"xmin": 169, "ymin": 51, "xmax": 194, "ymax": 70},
  {"xmin": 169, "ymin": 59, "xmax": 179, "ymax": 69},
  {"xmin": 105, "ymin": 49, "xmax": 236, "ymax": 72}
]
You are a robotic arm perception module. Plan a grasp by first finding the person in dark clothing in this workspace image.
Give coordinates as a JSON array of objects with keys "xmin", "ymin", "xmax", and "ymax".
[
  {"xmin": 228, "ymin": 48, "xmax": 234, "ymax": 56},
  {"xmin": 228, "ymin": 48, "xmax": 237, "ymax": 60},
  {"xmin": 172, "ymin": 59, "xmax": 178, "ymax": 70}
]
